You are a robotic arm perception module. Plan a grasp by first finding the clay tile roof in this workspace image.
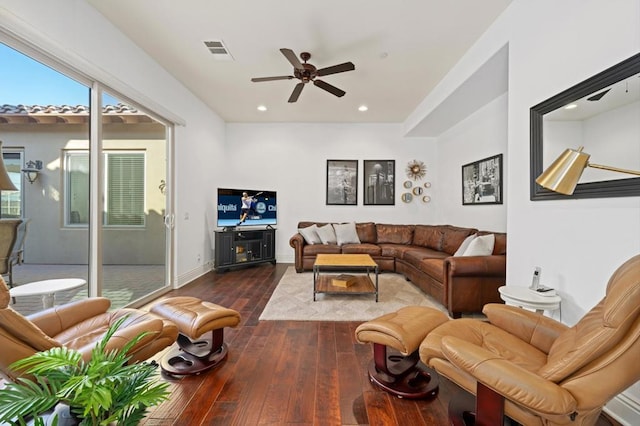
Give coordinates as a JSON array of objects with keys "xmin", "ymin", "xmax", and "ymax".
[{"xmin": 0, "ymin": 103, "xmax": 154, "ymax": 124}]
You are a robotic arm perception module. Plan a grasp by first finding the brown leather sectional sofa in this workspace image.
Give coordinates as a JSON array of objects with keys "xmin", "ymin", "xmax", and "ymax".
[{"xmin": 289, "ymin": 222, "xmax": 506, "ymax": 318}]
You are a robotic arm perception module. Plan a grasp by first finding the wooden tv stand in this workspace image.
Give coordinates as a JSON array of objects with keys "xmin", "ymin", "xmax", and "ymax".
[{"xmin": 214, "ymin": 228, "xmax": 276, "ymax": 272}]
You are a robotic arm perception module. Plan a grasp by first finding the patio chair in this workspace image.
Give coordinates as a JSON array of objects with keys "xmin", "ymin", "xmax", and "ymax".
[
  {"xmin": 7, "ymin": 218, "xmax": 29, "ymax": 287},
  {"xmin": 0, "ymin": 219, "xmax": 22, "ymax": 288}
]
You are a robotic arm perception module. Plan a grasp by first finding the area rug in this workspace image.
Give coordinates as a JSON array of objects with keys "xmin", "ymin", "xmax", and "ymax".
[{"xmin": 259, "ymin": 266, "xmax": 448, "ymax": 321}]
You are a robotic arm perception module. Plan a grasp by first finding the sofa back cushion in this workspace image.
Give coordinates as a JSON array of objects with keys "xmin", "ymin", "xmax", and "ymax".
[
  {"xmin": 413, "ymin": 225, "xmax": 444, "ymax": 250},
  {"xmin": 356, "ymin": 222, "xmax": 377, "ymax": 243},
  {"xmin": 440, "ymin": 225, "xmax": 477, "ymax": 255},
  {"xmin": 376, "ymin": 224, "xmax": 414, "ymax": 245}
]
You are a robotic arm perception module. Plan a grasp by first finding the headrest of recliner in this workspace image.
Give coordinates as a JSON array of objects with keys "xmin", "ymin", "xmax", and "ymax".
[
  {"xmin": 0, "ymin": 276, "xmax": 9, "ymax": 309},
  {"xmin": 604, "ymin": 254, "xmax": 640, "ymax": 328}
]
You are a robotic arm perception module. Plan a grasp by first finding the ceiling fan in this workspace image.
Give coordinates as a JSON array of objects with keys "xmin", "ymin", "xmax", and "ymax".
[{"xmin": 251, "ymin": 48, "xmax": 355, "ymax": 103}]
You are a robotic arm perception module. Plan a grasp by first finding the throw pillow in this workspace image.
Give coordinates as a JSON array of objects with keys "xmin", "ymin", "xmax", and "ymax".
[
  {"xmin": 461, "ymin": 234, "xmax": 495, "ymax": 256},
  {"xmin": 298, "ymin": 225, "xmax": 322, "ymax": 245},
  {"xmin": 454, "ymin": 234, "xmax": 477, "ymax": 256},
  {"xmin": 317, "ymin": 224, "xmax": 337, "ymax": 245},
  {"xmin": 333, "ymin": 222, "xmax": 361, "ymax": 246}
]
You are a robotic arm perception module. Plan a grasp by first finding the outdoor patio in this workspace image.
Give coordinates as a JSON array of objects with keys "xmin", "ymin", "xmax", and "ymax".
[{"xmin": 7, "ymin": 263, "xmax": 165, "ymax": 316}]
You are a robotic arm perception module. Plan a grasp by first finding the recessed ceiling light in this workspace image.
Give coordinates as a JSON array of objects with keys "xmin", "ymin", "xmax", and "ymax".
[
  {"xmin": 358, "ymin": 105, "xmax": 368, "ymax": 112},
  {"xmin": 257, "ymin": 105, "xmax": 267, "ymax": 112},
  {"xmin": 565, "ymin": 104, "xmax": 578, "ymax": 110}
]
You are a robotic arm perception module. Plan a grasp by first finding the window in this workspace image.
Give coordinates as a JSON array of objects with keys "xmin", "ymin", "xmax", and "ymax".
[
  {"xmin": 65, "ymin": 151, "xmax": 145, "ymax": 227},
  {"xmin": 1, "ymin": 151, "xmax": 23, "ymax": 219}
]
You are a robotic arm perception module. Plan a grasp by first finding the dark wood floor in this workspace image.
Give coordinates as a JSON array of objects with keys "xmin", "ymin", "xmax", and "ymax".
[{"xmin": 140, "ymin": 263, "xmax": 620, "ymax": 426}]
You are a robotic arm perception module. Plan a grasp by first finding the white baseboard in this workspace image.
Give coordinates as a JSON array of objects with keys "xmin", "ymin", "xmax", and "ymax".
[
  {"xmin": 604, "ymin": 393, "xmax": 640, "ymax": 426},
  {"xmin": 177, "ymin": 262, "xmax": 213, "ymax": 288}
]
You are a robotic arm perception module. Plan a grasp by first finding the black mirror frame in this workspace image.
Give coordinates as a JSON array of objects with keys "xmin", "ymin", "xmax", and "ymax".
[{"xmin": 530, "ymin": 53, "xmax": 640, "ymax": 200}]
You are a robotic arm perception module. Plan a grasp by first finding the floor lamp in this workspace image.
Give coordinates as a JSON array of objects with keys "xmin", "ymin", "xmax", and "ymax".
[
  {"xmin": 0, "ymin": 141, "xmax": 18, "ymax": 219},
  {"xmin": 536, "ymin": 146, "xmax": 640, "ymax": 195}
]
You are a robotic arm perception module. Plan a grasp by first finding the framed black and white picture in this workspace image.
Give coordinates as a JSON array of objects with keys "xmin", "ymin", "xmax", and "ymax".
[
  {"xmin": 363, "ymin": 160, "xmax": 395, "ymax": 205},
  {"xmin": 462, "ymin": 154, "xmax": 503, "ymax": 205},
  {"xmin": 326, "ymin": 160, "xmax": 358, "ymax": 205}
]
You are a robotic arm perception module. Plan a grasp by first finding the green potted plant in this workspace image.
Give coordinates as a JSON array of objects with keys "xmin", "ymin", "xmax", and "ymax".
[{"xmin": 0, "ymin": 316, "xmax": 170, "ymax": 426}]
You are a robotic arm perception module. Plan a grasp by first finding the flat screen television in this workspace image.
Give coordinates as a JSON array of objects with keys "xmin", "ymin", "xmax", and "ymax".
[{"xmin": 217, "ymin": 188, "xmax": 277, "ymax": 228}]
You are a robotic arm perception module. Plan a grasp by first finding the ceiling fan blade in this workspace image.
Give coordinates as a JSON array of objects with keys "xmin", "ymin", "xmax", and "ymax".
[
  {"xmin": 313, "ymin": 79, "xmax": 346, "ymax": 97},
  {"xmin": 251, "ymin": 76, "xmax": 294, "ymax": 82},
  {"xmin": 316, "ymin": 62, "xmax": 355, "ymax": 77},
  {"xmin": 280, "ymin": 48, "xmax": 304, "ymax": 70},
  {"xmin": 288, "ymin": 83, "xmax": 305, "ymax": 103}
]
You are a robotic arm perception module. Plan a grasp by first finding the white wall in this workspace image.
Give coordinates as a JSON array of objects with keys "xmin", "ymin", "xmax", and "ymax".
[
  {"xmin": 408, "ymin": 0, "xmax": 639, "ymax": 422},
  {"xmin": 435, "ymin": 93, "xmax": 508, "ymax": 231},
  {"xmin": 225, "ymin": 123, "xmax": 437, "ymax": 262},
  {"xmin": 0, "ymin": 0, "xmax": 227, "ymax": 285}
]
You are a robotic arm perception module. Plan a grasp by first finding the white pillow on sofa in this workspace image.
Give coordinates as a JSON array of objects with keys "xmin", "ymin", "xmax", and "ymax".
[
  {"xmin": 333, "ymin": 222, "xmax": 361, "ymax": 246},
  {"xmin": 454, "ymin": 234, "xmax": 477, "ymax": 256},
  {"xmin": 298, "ymin": 225, "xmax": 322, "ymax": 245},
  {"xmin": 461, "ymin": 234, "xmax": 495, "ymax": 256},
  {"xmin": 317, "ymin": 224, "xmax": 338, "ymax": 245}
]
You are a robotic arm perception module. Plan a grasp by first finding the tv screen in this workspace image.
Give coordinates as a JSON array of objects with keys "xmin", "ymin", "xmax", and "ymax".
[{"xmin": 217, "ymin": 188, "xmax": 277, "ymax": 228}]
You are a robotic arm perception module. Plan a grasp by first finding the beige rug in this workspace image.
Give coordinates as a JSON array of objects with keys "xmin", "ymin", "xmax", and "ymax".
[{"xmin": 259, "ymin": 266, "xmax": 448, "ymax": 321}]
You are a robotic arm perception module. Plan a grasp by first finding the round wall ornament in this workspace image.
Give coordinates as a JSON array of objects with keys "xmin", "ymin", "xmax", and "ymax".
[
  {"xmin": 406, "ymin": 160, "xmax": 427, "ymax": 180},
  {"xmin": 403, "ymin": 180, "xmax": 412, "ymax": 189},
  {"xmin": 401, "ymin": 193, "xmax": 413, "ymax": 203}
]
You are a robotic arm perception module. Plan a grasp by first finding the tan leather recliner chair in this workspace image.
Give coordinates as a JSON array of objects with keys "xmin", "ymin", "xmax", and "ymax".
[
  {"xmin": 420, "ymin": 254, "xmax": 640, "ymax": 426},
  {"xmin": 0, "ymin": 276, "xmax": 179, "ymax": 382}
]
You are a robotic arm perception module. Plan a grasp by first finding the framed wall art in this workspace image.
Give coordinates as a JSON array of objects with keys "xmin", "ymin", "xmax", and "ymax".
[
  {"xmin": 326, "ymin": 160, "xmax": 358, "ymax": 205},
  {"xmin": 462, "ymin": 154, "xmax": 503, "ymax": 205},
  {"xmin": 363, "ymin": 160, "xmax": 395, "ymax": 205}
]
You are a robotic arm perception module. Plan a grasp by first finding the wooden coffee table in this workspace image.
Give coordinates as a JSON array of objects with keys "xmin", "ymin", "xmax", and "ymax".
[{"xmin": 313, "ymin": 254, "xmax": 379, "ymax": 302}]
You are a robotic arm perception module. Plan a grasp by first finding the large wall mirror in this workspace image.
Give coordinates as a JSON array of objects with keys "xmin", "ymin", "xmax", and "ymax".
[{"xmin": 530, "ymin": 53, "xmax": 640, "ymax": 200}]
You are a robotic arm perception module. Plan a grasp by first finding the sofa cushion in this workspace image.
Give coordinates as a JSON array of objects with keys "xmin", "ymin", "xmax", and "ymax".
[
  {"xmin": 317, "ymin": 224, "xmax": 337, "ymax": 245},
  {"xmin": 342, "ymin": 243, "xmax": 382, "ymax": 256},
  {"xmin": 418, "ymin": 258, "xmax": 446, "ymax": 280},
  {"xmin": 334, "ymin": 222, "xmax": 361, "ymax": 246},
  {"xmin": 460, "ymin": 234, "xmax": 495, "ymax": 256},
  {"xmin": 376, "ymin": 224, "xmax": 414, "ymax": 245},
  {"xmin": 356, "ymin": 222, "xmax": 377, "ymax": 243},
  {"xmin": 441, "ymin": 226, "xmax": 477, "ymax": 255},
  {"xmin": 303, "ymin": 244, "xmax": 342, "ymax": 256},
  {"xmin": 298, "ymin": 224, "xmax": 322, "ymax": 245},
  {"xmin": 479, "ymin": 231, "xmax": 507, "ymax": 255},
  {"xmin": 379, "ymin": 243, "xmax": 423, "ymax": 260},
  {"xmin": 403, "ymin": 249, "xmax": 449, "ymax": 272},
  {"xmin": 413, "ymin": 225, "xmax": 444, "ymax": 250},
  {"xmin": 454, "ymin": 233, "xmax": 477, "ymax": 256}
]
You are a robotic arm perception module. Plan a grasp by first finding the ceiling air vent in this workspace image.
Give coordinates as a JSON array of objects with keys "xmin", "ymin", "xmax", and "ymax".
[{"xmin": 204, "ymin": 40, "xmax": 234, "ymax": 61}]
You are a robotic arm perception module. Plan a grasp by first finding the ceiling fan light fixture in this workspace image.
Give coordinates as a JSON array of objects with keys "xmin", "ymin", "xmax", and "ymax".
[{"xmin": 251, "ymin": 48, "xmax": 355, "ymax": 103}]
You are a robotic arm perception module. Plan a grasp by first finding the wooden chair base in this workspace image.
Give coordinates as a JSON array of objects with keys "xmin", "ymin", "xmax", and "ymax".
[
  {"xmin": 367, "ymin": 343, "xmax": 439, "ymax": 399},
  {"xmin": 449, "ymin": 382, "xmax": 507, "ymax": 426}
]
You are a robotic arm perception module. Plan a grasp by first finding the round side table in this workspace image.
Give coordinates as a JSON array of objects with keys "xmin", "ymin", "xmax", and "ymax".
[{"xmin": 498, "ymin": 286, "xmax": 561, "ymax": 315}]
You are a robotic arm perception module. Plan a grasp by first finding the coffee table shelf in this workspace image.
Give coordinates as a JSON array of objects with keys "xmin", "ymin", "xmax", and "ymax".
[{"xmin": 313, "ymin": 254, "xmax": 379, "ymax": 302}]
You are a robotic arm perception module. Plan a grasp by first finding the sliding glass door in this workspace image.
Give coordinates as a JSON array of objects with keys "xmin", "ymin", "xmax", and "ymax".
[
  {"xmin": 0, "ymin": 39, "xmax": 172, "ymax": 313},
  {"xmin": 101, "ymin": 91, "xmax": 169, "ymax": 304}
]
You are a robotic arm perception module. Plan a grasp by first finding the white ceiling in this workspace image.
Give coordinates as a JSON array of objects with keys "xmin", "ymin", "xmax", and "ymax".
[{"xmin": 86, "ymin": 0, "xmax": 511, "ymax": 124}]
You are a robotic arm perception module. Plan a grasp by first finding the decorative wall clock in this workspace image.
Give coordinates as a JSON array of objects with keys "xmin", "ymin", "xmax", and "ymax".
[{"xmin": 406, "ymin": 160, "xmax": 427, "ymax": 180}]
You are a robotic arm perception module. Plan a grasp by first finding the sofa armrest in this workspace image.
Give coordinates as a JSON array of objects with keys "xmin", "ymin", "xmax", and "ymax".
[
  {"xmin": 445, "ymin": 255, "xmax": 506, "ymax": 277},
  {"xmin": 28, "ymin": 297, "xmax": 112, "ymax": 338},
  {"xmin": 483, "ymin": 304, "xmax": 568, "ymax": 354},
  {"xmin": 441, "ymin": 336, "xmax": 577, "ymax": 418},
  {"xmin": 289, "ymin": 233, "xmax": 306, "ymax": 272}
]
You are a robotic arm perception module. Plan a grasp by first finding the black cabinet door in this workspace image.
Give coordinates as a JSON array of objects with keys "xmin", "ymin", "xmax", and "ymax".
[
  {"xmin": 215, "ymin": 232, "xmax": 235, "ymax": 267},
  {"xmin": 263, "ymin": 229, "xmax": 275, "ymax": 260}
]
